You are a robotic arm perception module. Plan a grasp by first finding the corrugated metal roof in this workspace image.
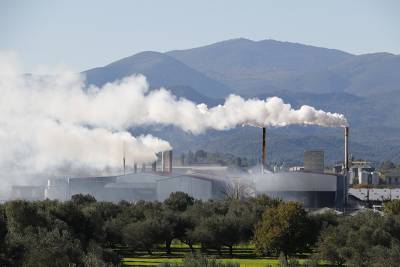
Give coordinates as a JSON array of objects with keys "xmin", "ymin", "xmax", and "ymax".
[{"xmin": 349, "ymin": 188, "xmax": 400, "ymax": 201}]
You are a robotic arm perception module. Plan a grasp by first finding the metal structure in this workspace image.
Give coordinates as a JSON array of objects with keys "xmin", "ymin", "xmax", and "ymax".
[
  {"xmin": 262, "ymin": 127, "xmax": 266, "ymax": 171},
  {"xmin": 344, "ymin": 126, "xmax": 349, "ymax": 173}
]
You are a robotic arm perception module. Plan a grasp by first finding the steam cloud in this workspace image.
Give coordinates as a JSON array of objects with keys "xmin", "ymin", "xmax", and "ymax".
[
  {"xmin": 0, "ymin": 51, "xmax": 347, "ymax": 184},
  {"xmin": 2, "ymin": 69, "xmax": 347, "ymax": 135},
  {"xmin": 0, "ymin": 52, "xmax": 171, "ymax": 180}
]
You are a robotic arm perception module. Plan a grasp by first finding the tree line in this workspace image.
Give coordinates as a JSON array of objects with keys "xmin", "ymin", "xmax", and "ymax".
[{"xmin": 2, "ymin": 192, "xmax": 400, "ymax": 266}]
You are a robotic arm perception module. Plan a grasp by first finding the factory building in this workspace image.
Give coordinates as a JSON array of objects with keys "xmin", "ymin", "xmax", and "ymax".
[
  {"xmin": 11, "ymin": 186, "xmax": 45, "ymax": 201},
  {"xmin": 348, "ymin": 188, "xmax": 400, "ymax": 208},
  {"xmin": 253, "ymin": 171, "xmax": 346, "ymax": 209},
  {"xmin": 12, "ymin": 127, "xmax": 352, "ymax": 210},
  {"xmin": 348, "ymin": 161, "xmax": 379, "ymax": 185},
  {"xmin": 252, "ymin": 127, "xmax": 348, "ymax": 209},
  {"xmin": 103, "ymin": 173, "xmax": 159, "ymax": 202},
  {"xmin": 382, "ymin": 169, "xmax": 400, "ymax": 185},
  {"xmin": 69, "ymin": 176, "xmax": 117, "ymax": 198},
  {"xmin": 157, "ymin": 174, "xmax": 227, "ymax": 201},
  {"xmin": 304, "ymin": 150, "xmax": 324, "ymax": 172},
  {"xmin": 157, "ymin": 176, "xmax": 212, "ymax": 201},
  {"xmin": 43, "ymin": 160, "xmax": 228, "ymax": 203},
  {"xmin": 45, "ymin": 179, "xmax": 69, "ymax": 200},
  {"xmin": 45, "ymin": 176, "xmax": 117, "ymax": 201}
]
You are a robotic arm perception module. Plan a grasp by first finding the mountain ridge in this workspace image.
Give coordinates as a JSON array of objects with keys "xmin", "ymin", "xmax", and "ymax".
[
  {"xmin": 83, "ymin": 51, "xmax": 232, "ymax": 98},
  {"xmin": 81, "ymin": 38, "xmax": 400, "ymax": 162}
]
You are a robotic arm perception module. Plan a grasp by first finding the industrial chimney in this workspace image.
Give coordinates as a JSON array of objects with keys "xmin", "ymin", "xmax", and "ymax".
[
  {"xmin": 123, "ymin": 157, "xmax": 126, "ymax": 175},
  {"xmin": 141, "ymin": 163, "xmax": 146, "ymax": 173},
  {"xmin": 161, "ymin": 151, "xmax": 166, "ymax": 172},
  {"xmin": 262, "ymin": 127, "xmax": 266, "ymax": 172},
  {"xmin": 168, "ymin": 150, "xmax": 173, "ymax": 173},
  {"xmin": 122, "ymin": 142, "xmax": 126, "ymax": 175},
  {"xmin": 160, "ymin": 150, "xmax": 173, "ymax": 173},
  {"xmin": 344, "ymin": 126, "xmax": 349, "ymax": 173}
]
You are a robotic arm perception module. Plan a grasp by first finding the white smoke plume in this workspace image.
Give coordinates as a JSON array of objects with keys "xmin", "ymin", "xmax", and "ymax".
[
  {"xmin": 2, "ymin": 68, "xmax": 347, "ymax": 135},
  {"xmin": 0, "ymin": 51, "xmax": 347, "ymax": 185},
  {"xmin": 0, "ymin": 52, "xmax": 171, "ymax": 183}
]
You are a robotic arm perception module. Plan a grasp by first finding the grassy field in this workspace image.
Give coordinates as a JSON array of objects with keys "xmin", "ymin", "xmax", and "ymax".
[{"xmin": 121, "ymin": 244, "xmax": 308, "ymax": 267}]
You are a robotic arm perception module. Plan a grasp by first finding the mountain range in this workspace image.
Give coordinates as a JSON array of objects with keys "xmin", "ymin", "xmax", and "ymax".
[{"xmin": 83, "ymin": 38, "xmax": 400, "ymax": 164}]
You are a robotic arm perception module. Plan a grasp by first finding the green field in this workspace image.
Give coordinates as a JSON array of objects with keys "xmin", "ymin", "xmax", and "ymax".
[{"xmin": 121, "ymin": 244, "xmax": 309, "ymax": 266}]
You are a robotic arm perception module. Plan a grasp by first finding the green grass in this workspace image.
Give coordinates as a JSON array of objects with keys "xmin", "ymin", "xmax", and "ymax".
[{"xmin": 120, "ymin": 243, "xmax": 310, "ymax": 266}]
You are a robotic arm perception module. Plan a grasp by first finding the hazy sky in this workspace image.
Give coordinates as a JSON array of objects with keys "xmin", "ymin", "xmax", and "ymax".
[{"xmin": 1, "ymin": 0, "xmax": 399, "ymax": 72}]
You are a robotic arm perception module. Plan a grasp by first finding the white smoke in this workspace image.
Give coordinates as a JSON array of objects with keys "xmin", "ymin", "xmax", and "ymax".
[
  {"xmin": 0, "ymin": 51, "xmax": 347, "ymax": 186},
  {"xmin": 0, "ymin": 52, "xmax": 171, "ymax": 183},
  {"xmin": 3, "ymin": 69, "xmax": 347, "ymax": 135}
]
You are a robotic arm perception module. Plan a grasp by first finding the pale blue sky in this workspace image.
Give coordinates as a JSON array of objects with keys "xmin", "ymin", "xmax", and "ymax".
[{"xmin": 1, "ymin": 0, "xmax": 399, "ymax": 72}]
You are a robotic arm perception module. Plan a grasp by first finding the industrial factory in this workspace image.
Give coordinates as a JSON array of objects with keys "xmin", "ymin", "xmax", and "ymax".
[
  {"xmin": 10, "ymin": 126, "xmax": 353, "ymax": 210},
  {"xmin": 251, "ymin": 127, "xmax": 348, "ymax": 209}
]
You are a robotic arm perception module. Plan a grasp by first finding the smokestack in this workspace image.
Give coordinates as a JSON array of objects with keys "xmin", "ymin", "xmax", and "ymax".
[
  {"xmin": 123, "ymin": 157, "xmax": 126, "ymax": 175},
  {"xmin": 168, "ymin": 150, "xmax": 173, "ymax": 173},
  {"xmin": 262, "ymin": 127, "xmax": 266, "ymax": 172},
  {"xmin": 123, "ymin": 142, "xmax": 126, "ymax": 175},
  {"xmin": 344, "ymin": 126, "xmax": 349, "ymax": 173},
  {"xmin": 161, "ymin": 151, "xmax": 166, "ymax": 172}
]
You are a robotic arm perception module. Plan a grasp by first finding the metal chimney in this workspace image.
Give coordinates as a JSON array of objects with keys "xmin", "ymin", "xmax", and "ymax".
[
  {"xmin": 141, "ymin": 163, "xmax": 146, "ymax": 173},
  {"xmin": 262, "ymin": 127, "xmax": 266, "ymax": 172},
  {"xmin": 123, "ymin": 142, "xmax": 126, "ymax": 175},
  {"xmin": 168, "ymin": 150, "xmax": 173, "ymax": 173},
  {"xmin": 123, "ymin": 157, "xmax": 126, "ymax": 175},
  {"xmin": 344, "ymin": 126, "xmax": 349, "ymax": 173},
  {"xmin": 161, "ymin": 151, "xmax": 166, "ymax": 172}
]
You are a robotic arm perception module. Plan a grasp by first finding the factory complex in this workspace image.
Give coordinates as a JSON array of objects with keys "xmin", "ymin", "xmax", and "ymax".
[
  {"xmin": 11, "ymin": 164, "xmax": 346, "ymax": 209},
  {"xmin": 10, "ymin": 127, "xmax": 355, "ymax": 211},
  {"xmin": 9, "ymin": 126, "xmax": 397, "ymax": 211}
]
